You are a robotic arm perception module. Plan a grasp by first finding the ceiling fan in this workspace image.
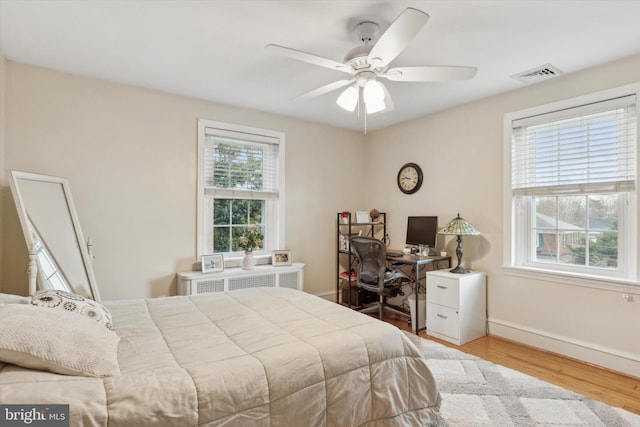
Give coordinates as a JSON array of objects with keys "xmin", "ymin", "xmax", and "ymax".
[{"xmin": 265, "ymin": 7, "xmax": 477, "ymax": 115}]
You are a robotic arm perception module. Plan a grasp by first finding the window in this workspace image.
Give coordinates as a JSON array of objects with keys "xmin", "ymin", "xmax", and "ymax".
[
  {"xmin": 197, "ymin": 119, "xmax": 284, "ymax": 258},
  {"xmin": 505, "ymin": 86, "xmax": 638, "ymax": 287}
]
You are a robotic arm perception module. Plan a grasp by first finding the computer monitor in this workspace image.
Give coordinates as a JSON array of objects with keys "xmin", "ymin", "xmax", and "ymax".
[{"xmin": 406, "ymin": 216, "xmax": 438, "ymax": 248}]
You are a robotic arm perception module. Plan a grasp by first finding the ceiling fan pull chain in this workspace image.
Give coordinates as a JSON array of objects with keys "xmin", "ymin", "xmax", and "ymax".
[{"xmin": 364, "ymin": 109, "xmax": 368, "ymax": 134}]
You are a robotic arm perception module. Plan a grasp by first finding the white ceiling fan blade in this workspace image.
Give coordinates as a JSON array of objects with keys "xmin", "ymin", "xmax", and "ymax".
[
  {"xmin": 265, "ymin": 44, "xmax": 354, "ymax": 74},
  {"xmin": 295, "ymin": 79, "xmax": 355, "ymax": 100},
  {"xmin": 367, "ymin": 8, "xmax": 429, "ymax": 68},
  {"xmin": 381, "ymin": 66, "xmax": 478, "ymax": 82}
]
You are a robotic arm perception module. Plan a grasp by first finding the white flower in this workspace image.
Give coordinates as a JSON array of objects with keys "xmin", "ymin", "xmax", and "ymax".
[{"xmin": 31, "ymin": 292, "xmax": 62, "ymax": 308}]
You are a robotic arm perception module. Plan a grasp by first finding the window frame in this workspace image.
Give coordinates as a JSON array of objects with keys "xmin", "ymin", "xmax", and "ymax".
[
  {"xmin": 503, "ymin": 83, "xmax": 639, "ymax": 292},
  {"xmin": 197, "ymin": 119, "xmax": 285, "ymax": 261}
]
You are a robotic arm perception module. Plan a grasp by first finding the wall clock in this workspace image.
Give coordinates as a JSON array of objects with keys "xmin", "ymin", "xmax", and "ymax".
[{"xmin": 397, "ymin": 163, "xmax": 423, "ymax": 194}]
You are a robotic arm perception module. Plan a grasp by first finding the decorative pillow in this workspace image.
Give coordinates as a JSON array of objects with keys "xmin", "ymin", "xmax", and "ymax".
[
  {"xmin": 0, "ymin": 304, "xmax": 120, "ymax": 377},
  {"xmin": 31, "ymin": 289, "xmax": 113, "ymax": 331}
]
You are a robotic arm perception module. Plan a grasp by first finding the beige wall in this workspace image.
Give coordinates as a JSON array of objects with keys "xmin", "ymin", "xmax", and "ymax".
[
  {"xmin": 365, "ymin": 54, "xmax": 640, "ymax": 377},
  {"xmin": 2, "ymin": 55, "xmax": 639, "ymax": 376},
  {"xmin": 0, "ymin": 54, "xmax": 6, "ymax": 286},
  {"xmin": 1, "ymin": 62, "xmax": 366, "ymax": 299}
]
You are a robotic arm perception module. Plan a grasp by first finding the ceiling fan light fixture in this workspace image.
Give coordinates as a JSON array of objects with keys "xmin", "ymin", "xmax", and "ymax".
[
  {"xmin": 365, "ymin": 99, "xmax": 386, "ymax": 114},
  {"xmin": 363, "ymin": 79, "xmax": 385, "ymax": 104},
  {"xmin": 362, "ymin": 79, "xmax": 390, "ymax": 114},
  {"xmin": 336, "ymin": 85, "xmax": 359, "ymax": 112}
]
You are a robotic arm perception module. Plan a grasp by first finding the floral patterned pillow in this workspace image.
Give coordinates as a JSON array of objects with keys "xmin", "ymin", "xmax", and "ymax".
[
  {"xmin": 30, "ymin": 290, "xmax": 113, "ymax": 331},
  {"xmin": 0, "ymin": 304, "xmax": 120, "ymax": 377}
]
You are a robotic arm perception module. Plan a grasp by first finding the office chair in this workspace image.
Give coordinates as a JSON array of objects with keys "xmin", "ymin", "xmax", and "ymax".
[{"xmin": 350, "ymin": 236, "xmax": 412, "ymax": 321}]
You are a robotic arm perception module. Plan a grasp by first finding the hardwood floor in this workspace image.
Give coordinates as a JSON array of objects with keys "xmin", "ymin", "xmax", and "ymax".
[{"xmin": 382, "ymin": 315, "xmax": 640, "ymax": 415}]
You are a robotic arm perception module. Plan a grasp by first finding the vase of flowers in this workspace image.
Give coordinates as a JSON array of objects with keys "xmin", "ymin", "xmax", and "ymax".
[
  {"xmin": 238, "ymin": 225, "xmax": 263, "ymax": 270},
  {"xmin": 340, "ymin": 211, "xmax": 350, "ymax": 224},
  {"xmin": 241, "ymin": 251, "xmax": 256, "ymax": 270}
]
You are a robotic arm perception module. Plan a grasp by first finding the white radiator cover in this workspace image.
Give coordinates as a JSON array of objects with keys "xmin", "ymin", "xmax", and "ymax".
[{"xmin": 177, "ymin": 263, "xmax": 304, "ymax": 295}]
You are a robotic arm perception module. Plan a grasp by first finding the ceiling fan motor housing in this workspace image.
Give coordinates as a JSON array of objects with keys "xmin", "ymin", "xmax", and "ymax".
[
  {"xmin": 355, "ymin": 71, "xmax": 376, "ymax": 87},
  {"xmin": 354, "ymin": 21, "xmax": 379, "ymax": 43},
  {"xmin": 344, "ymin": 21, "xmax": 382, "ymax": 70},
  {"xmin": 344, "ymin": 45, "xmax": 374, "ymax": 70}
]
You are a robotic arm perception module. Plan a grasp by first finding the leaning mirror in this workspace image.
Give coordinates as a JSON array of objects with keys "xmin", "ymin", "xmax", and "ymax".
[{"xmin": 9, "ymin": 170, "xmax": 100, "ymax": 301}]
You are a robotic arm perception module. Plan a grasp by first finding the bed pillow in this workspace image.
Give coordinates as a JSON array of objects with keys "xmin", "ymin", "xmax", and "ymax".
[
  {"xmin": 30, "ymin": 289, "xmax": 113, "ymax": 331},
  {"xmin": 0, "ymin": 304, "xmax": 120, "ymax": 377},
  {"xmin": 0, "ymin": 293, "xmax": 30, "ymax": 305}
]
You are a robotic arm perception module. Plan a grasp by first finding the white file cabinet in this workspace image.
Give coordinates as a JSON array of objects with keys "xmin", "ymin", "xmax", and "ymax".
[
  {"xmin": 426, "ymin": 269, "xmax": 486, "ymax": 345},
  {"xmin": 177, "ymin": 263, "xmax": 304, "ymax": 295}
]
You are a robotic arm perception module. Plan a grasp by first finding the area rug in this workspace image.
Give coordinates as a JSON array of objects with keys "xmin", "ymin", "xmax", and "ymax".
[{"xmin": 405, "ymin": 332, "xmax": 640, "ymax": 426}]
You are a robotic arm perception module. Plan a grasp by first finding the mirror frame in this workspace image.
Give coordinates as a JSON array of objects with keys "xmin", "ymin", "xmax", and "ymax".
[{"xmin": 9, "ymin": 170, "xmax": 101, "ymax": 301}]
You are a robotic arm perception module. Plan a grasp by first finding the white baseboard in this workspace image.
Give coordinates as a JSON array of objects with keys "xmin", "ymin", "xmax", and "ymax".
[
  {"xmin": 314, "ymin": 290, "xmax": 337, "ymax": 302},
  {"xmin": 489, "ymin": 318, "xmax": 640, "ymax": 378}
]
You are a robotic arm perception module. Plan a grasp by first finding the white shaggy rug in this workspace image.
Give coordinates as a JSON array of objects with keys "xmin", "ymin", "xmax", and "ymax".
[{"xmin": 405, "ymin": 333, "xmax": 640, "ymax": 426}]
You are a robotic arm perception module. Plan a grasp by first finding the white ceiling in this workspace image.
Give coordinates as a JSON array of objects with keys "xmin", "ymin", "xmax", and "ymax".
[{"xmin": 1, "ymin": 0, "xmax": 640, "ymax": 132}]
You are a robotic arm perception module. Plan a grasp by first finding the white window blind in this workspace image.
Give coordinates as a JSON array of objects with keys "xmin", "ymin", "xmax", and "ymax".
[
  {"xmin": 512, "ymin": 95, "xmax": 637, "ymax": 196},
  {"xmin": 204, "ymin": 127, "xmax": 280, "ymax": 200},
  {"xmin": 197, "ymin": 120, "xmax": 285, "ymax": 257}
]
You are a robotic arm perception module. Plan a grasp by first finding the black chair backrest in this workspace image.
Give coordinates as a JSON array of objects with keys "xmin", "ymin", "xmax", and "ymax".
[{"xmin": 350, "ymin": 236, "xmax": 386, "ymax": 293}]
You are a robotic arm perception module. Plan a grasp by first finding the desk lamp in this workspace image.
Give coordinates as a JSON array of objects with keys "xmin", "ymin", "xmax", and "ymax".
[{"xmin": 438, "ymin": 213, "xmax": 481, "ymax": 274}]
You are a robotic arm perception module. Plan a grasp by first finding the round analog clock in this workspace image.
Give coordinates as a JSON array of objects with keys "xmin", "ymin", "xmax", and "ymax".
[{"xmin": 397, "ymin": 163, "xmax": 423, "ymax": 194}]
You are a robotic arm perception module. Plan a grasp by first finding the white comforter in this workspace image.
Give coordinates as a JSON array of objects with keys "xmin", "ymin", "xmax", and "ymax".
[{"xmin": 0, "ymin": 288, "xmax": 441, "ymax": 426}]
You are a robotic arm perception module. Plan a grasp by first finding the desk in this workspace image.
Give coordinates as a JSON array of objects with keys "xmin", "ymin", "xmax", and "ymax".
[{"xmin": 385, "ymin": 253, "xmax": 451, "ymax": 335}]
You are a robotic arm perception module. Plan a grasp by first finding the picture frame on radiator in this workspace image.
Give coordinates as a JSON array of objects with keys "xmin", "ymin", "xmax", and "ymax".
[
  {"xmin": 272, "ymin": 250, "xmax": 292, "ymax": 266},
  {"xmin": 201, "ymin": 254, "xmax": 224, "ymax": 273}
]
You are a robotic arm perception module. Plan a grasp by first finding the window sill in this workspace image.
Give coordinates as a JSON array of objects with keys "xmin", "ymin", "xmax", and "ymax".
[
  {"xmin": 502, "ymin": 265, "xmax": 639, "ymax": 294},
  {"xmin": 223, "ymin": 254, "xmax": 271, "ymax": 269}
]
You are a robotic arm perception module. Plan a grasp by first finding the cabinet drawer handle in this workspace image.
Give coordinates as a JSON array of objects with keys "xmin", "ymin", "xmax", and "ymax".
[
  {"xmin": 436, "ymin": 314, "xmax": 448, "ymax": 319},
  {"xmin": 437, "ymin": 285, "xmax": 448, "ymax": 289}
]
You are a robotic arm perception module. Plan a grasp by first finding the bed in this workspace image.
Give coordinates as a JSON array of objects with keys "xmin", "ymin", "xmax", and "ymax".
[{"xmin": 0, "ymin": 287, "xmax": 441, "ymax": 426}]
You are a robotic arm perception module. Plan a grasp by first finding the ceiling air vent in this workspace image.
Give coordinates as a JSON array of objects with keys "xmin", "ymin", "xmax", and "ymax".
[{"xmin": 511, "ymin": 63, "xmax": 563, "ymax": 84}]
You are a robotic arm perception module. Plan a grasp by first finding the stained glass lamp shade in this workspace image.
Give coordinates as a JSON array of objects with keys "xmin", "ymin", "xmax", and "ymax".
[{"xmin": 438, "ymin": 213, "xmax": 481, "ymax": 274}]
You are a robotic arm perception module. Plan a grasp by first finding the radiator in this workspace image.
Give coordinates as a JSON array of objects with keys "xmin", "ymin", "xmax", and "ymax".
[{"xmin": 177, "ymin": 263, "xmax": 304, "ymax": 295}]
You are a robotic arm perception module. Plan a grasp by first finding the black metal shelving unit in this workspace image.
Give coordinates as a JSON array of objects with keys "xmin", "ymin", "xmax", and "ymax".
[{"xmin": 336, "ymin": 211, "xmax": 386, "ymax": 308}]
